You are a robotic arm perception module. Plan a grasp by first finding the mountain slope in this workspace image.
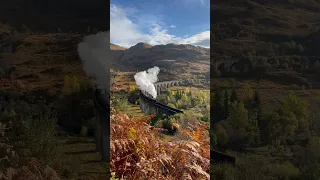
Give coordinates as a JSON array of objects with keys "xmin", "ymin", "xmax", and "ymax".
[
  {"xmin": 111, "ymin": 43, "xmax": 210, "ymax": 79},
  {"xmin": 211, "ymin": 0, "xmax": 320, "ymax": 59}
]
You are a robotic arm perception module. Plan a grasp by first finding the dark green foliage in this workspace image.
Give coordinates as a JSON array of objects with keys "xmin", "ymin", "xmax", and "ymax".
[
  {"xmin": 278, "ymin": 41, "xmax": 304, "ymax": 55},
  {"xmin": 214, "ymin": 124, "xmax": 228, "ymax": 146},
  {"xmin": 110, "ymin": 92, "xmax": 129, "ymax": 114},
  {"xmin": 211, "ymin": 156, "xmax": 302, "ymax": 180},
  {"xmin": 201, "ymin": 113, "xmax": 210, "ymax": 122},
  {"xmin": 253, "ymin": 90, "xmax": 262, "ymax": 121},
  {"xmin": 210, "ymin": 131, "xmax": 218, "ymax": 147},
  {"xmin": 224, "ymin": 90, "xmax": 229, "ymax": 116},
  {"xmin": 23, "ymin": 106, "xmax": 62, "ymax": 166},
  {"xmin": 174, "ymin": 90, "xmax": 182, "ymax": 100},
  {"xmin": 128, "ymin": 89, "xmax": 140, "ymax": 104},
  {"xmin": 212, "ymin": 88, "xmax": 225, "ymax": 121},
  {"xmin": 156, "ymin": 94, "xmax": 167, "ymax": 104},
  {"xmin": 302, "ymin": 162, "xmax": 320, "ymax": 180},
  {"xmin": 56, "ymin": 89, "xmax": 95, "ymax": 132},
  {"xmin": 230, "ymin": 88, "xmax": 238, "ymax": 103}
]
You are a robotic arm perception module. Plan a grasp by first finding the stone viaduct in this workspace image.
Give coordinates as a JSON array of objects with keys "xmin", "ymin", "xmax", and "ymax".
[
  {"xmin": 154, "ymin": 80, "xmax": 181, "ymax": 95},
  {"xmin": 153, "ymin": 79, "xmax": 208, "ymax": 95},
  {"xmin": 139, "ymin": 80, "xmax": 186, "ymax": 116},
  {"xmin": 213, "ymin": 59, "xmax": 241, "ymax": 72}
]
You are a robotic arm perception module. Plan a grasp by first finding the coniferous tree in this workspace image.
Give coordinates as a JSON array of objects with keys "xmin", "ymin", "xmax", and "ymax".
[
  {"xmin": 224, "ymin": 89, "xmax": 229, "ymax": 117},
  {"xmin": 253, "ymin": 90, "xmax": 262, "ymax": 121},
  {"xmin": 230, "ymin": 88, "xmax": 238, "ymax": 103},
  {"xmin": 213, "ymin": 89, "xmax": 224, "ymax": 121},
  {"xmin": 178, "ymin": 90, "xmax": 182, "ymax": 100},
  {"xmin": 188, "ymin": 91, "xmax": 192, "ymax": 97},
  {"xmin": 174, "ymin": 90, "xmax": 180, "ymax": 100}
]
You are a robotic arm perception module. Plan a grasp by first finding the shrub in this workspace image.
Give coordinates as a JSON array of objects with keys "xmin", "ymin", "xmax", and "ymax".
[
  {"xmin": 110, "ymin": 111, "xmax": 209, "ymax": 179},
  {"xmin": 211, "ymin": 156, "xmax": 302, "ymax": 180},
  {"xmin": 62, "ymin": 75, "xmax": 81, "ymax": 96},
  {"xmin": 17, "ymin": 24, "xmax": 31, "ymax": 33},
  {"xmin": 80, "ymin": 126, "xmax": 88, "ymax": 137},
  {"xmin": 167, "ymin": 103, "xmax": 176, "ymax": 108},
  {"xmin": 110, "ymin": 93, "xmax": 129, "ymax": 114},
  {"xmin": 278, "ymin": 41, "xmax": 304, "ymax": 55},
  {"xmin": 23, "ymin": 106, "xmax": 62, "ymax": 166},
  {"xmin": 265, "ymin": 161, "xmax": 301, "ymax": 179},
  {"xmin": 216, "ymin": 125, "xmax": 228, "ymax": 146},
  {"xmin": 291, "ymin": 84, "xmax": 299, "ymax": 90},
  {"xmin": 302, "ymin": 162, "xmax": 320, "ymax": 180},
  {"xmin": 201, "ymin": 113, "xmax": 210, "ymax": 122},
  {"xmin": 59, "ymin": 155, "xmax": 82, "ymax": 179}
]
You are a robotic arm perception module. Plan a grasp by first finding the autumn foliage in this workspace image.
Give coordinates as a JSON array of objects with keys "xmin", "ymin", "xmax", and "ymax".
[{"xmin": 110, "ymin": 105, "xmax": 210, "ymax": 179}]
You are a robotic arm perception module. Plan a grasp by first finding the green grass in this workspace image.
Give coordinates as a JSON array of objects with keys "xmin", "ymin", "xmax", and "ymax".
[
  {"xmin": 58, "ymin": 136, "xmax": 108, "ymax": 180},
  {"xmin": 126, "ymin": 104, "xmax": 145, "ymax": 118}
]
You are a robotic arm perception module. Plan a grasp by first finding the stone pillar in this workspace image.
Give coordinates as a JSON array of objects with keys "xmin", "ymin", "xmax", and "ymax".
[
  {"xmin": 95, "ymin": 107, "xmax": 110, "ymax": 162},
  {"xmin": 94, "ymin": 89, "xmax": 110, "ymax": 164},
  {"xmin": 95, "ymin": 108, "xmax": 101, "ymax": 151}
]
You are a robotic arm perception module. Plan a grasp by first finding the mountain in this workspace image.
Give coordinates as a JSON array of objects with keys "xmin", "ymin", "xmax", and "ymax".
[
  {"xmin": 110, "ymin": 43, "xmax": 127, "ymax": 50},
  {"xmin": 128, "ymin": 42, "xmax": 153, "ymax": 50},
  {"xmin": 110, "ymin": 42, "xmax": 210, "ymax": 79}
]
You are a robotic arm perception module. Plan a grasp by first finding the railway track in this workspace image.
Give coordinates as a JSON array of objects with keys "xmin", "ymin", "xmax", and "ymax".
[{"xmin": 140, "ymin": 89, "xmax": 183, "ymax": 115}]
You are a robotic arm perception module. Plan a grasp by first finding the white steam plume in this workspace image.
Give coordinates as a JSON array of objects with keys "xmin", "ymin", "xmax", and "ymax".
[
  {"xmin": 77, "ymin": 31, "xmax": 110, "ymax": 94},
  {"xmin": 134, "ymin": 66, "xmax": 160, "ymax": 99}
]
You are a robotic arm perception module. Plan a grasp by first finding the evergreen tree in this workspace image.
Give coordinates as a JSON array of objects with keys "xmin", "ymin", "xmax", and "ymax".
[
  {"xmin": 253, "ymin": 90, "xmax": 262, "ymax": 121},
  {"xmin": 230, "ymin": 88, "xmax": 238, "ymax": 103},
  {"xmin": 213, "ymin": 89, "xmax": 224, "ymax": 121},
  {"xmin": 166, "ymin": 89, "xmax": 171, "ymax": 97},
  {"xmin": 228, "ymin": 101, "xmax": 249, "ymax": 131},
  {"xmin": 244, "ymin": 82, "xmax": 254, "ymax": 104},
  {"xmin": 177, "ymin": 90, "xmax": 182, "ymax": 100},
  {"xmin": 174, "ymin": 90, "xmax": 179, "ymax": 100},
  {"xmin": 188, "ymin": 91, "xmax": 192, "ymax": 97},
  {"xmin": 224, "ymin": 89, "xmax": 229, "ymax": 117},
  {"xmin": 198, "ymin": 90, "xmax": 207, "ymax": 105},
  {"xmin": 211, "ymin": 131, "xmax": 218, "ymax": 147},
  {"xmin": 181, "ymin": 93, "xmax": 189, "ymax": 109}
]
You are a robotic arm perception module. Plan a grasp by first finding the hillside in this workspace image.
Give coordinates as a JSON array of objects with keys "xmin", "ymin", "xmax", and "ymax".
[
  {"xmin": 110, "ymin": 43, "xmax": 127, "ymax": 50},
  {"xmin": 210, "ymin": 1, "xmax": 320, "ymax": 179},
  {"xmin": 0, "ymin": 1, "xmax": 109, "ymax": 179},
  {"xmin": 211, "ymin": 0, "xmax": 320, "ymax": 107},
  {"xmin": 211, "ymin": 0, "xmax": 320, "ymax": 58},
  {"xmin": 111, "ymin": 42, "xmax": 210, "ymax": 80}
]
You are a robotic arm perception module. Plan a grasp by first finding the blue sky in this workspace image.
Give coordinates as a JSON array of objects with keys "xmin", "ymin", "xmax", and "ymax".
[{"xmin": 110, "ymin": 0, "xmax": 210, "ymax": 48}]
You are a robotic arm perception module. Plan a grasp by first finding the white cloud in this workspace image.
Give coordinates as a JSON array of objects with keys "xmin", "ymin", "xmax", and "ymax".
[
  {"xmin": 169, "ymin": 25, "xmax": 176, "ymax": 28},
  {"xmin": 176, "ymin": 0, "xmax": 209, "ymax": 7},
  {"xmin": 110, "ymin": 4, "xmax": 210, "ymax": 48}
]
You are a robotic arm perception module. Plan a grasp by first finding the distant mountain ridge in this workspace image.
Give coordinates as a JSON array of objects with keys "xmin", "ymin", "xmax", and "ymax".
[
  {"xmin": 111, "ymin": 42, "xmax": 209, "ymax": 61},
  {"xmin": 110, "ymin": 43, "xmax": 127, "ymax": 50},
  {"xmin": 110, "ymin": 42, "xmax": 210, "ymax": 79}
]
